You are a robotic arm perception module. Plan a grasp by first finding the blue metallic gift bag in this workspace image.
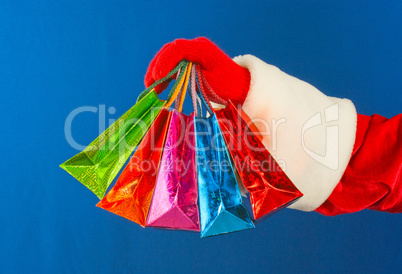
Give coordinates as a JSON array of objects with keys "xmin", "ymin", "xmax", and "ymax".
[
  {"xmin": 192, "ymin": 67, "xmax": 254, "ymax": 238},
  {"xmin": 194, "ymin": 114, "xmax": 255, "ymax": 237}
]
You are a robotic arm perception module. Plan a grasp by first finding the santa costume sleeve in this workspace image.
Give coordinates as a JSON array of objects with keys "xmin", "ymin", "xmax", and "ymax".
[{"xmin": 233, "ymin": 54, "xmax": 402, "ymax": 215}]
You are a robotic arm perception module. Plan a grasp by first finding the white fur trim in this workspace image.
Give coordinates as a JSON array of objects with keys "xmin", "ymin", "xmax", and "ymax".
[{"xmin": 233, "ymin": 55, "xmax": 357, "ymax": 211}]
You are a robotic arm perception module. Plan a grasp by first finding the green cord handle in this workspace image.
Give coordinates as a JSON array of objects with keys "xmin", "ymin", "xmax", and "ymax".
[{"xmin": 136, "ymin": 60, "xmax": 189, "ymax": 102}]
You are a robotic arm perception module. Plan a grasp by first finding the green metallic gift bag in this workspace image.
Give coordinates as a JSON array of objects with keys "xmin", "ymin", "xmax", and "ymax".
[{"xmin": 60, "ymin": 61, "xmax": 189, "ymax": 199}]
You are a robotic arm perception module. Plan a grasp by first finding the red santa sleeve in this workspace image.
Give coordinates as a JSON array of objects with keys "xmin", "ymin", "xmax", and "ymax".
[{"xmin": 316, "ymin": 113, "xmax": 402, "ymax": 215}]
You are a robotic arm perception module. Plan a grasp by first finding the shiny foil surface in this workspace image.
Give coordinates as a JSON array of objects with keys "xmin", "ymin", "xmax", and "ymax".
[
  {"xmin": 146, "ymin": 110, "xmax": 200, "ymax": 231},
  {"xmin": 215, "ymin": 101, "xmax": 303, "ymax": 220},
  {"xmin": 96, "ymin": 109, "xmax": 171, "ymax": 227},
  {"xmin": 195, "ymin": 114, "xmax": 254, "ymax": 238},
  {"xmin": 60, "ymin": 90, "xmax": 164, "ymax": 199}
]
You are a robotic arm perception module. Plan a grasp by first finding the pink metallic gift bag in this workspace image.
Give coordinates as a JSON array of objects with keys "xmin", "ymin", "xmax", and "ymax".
[{"xmin": 146, "ymin": 110, "xmax": 200, "ymax": 231}]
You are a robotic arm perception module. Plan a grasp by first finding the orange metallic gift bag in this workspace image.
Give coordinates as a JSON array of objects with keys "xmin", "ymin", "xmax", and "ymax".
[{"xmin": 96, "ymin": 109, "xmax": 171, "ymax": 226}]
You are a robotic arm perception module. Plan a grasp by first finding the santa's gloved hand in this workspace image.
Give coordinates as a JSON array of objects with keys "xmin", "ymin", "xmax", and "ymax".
[
  {"xmin": 145, "ymin": 39, "xmax": 402, "ymax": 215},
  {"xmin": 144, "ymin": 37, "xmax": 250, "ymax": 104}
]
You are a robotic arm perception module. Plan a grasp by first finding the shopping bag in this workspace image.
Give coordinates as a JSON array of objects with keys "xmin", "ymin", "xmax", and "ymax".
[
  {"xmin": 96, "ymin": 62, "xmax": 192, "ymax": 226},
  {"xmin": 146, "ymin": 111, "xmax": 200, "ymax": 231},
  {"xmin": 195, "ymin": 114, "xmax": 254, "ymax": 237},
  {"xmin": 193, "ymin": 70, "xmax": 254, "ymax": 237},
  {"xmin": 196, "ymin": 66, "xmax": 303, "ymax": 220},
  {"xmin": 96, "ymin": 108, "xmax": 172, "ymax": 226},
  {"xmin": 146, "ymin": 64, "xmax": 200, "ymax": 231},
  {"xmin": 215, "ymin": 101, "xmax": 303, "ymax": 219},
  {"xmin": 60, "ymin": 61, "xmax": 187, "ymax": 199}
]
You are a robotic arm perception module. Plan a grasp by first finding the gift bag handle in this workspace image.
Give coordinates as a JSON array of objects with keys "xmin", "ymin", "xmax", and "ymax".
[
  {"xmin": 190, "ymin": 65, "xmax": 202, "ymax": 116},
  {"xmin": 172, "ymin": 63, "xmax": 192, "ymax": 112},
  {"xmin": 164, "ymin": 62, "xmax": 192, "ymax": 111},
  {"xmin": 191, "ymin": 66, "xmax": 214, "ymax": 117},
  {"xmin": 196, "ymin": 65, "xmax": 228, "ymax": 106},
  {"xmin": 174, "ymin": 67, "xmax": 182, "ymax": 110},
  {"xmin": 136, "ymin": 60, "xmax": 189, "ymax": 103}
]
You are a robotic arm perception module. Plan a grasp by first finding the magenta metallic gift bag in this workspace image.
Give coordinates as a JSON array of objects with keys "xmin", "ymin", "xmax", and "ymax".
[
  {"xmin": 146, "ymin": 110, "xmax": 200, "ymax": 231},
  {"xmin": 146, "ymin": 65, "xmax": 200, "ymax": 232}
]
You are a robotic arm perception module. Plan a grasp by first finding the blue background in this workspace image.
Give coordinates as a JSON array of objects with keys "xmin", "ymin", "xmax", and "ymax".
[{"xmin": 1, "ymin": 1, "xmax": 401, "ymax": 273}]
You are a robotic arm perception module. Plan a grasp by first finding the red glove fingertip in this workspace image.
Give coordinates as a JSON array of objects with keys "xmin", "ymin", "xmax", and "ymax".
[{"xmin": 144, "ymin": 42, "xmax": 174, "ymax": 90}]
